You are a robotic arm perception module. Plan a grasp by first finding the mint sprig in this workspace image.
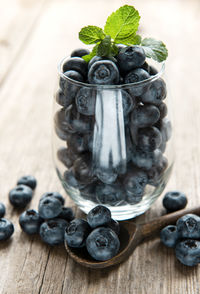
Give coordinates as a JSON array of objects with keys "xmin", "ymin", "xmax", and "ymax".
[{"xmin": 79, "ymin": 5, "xmax": 168, "ymax": 63}]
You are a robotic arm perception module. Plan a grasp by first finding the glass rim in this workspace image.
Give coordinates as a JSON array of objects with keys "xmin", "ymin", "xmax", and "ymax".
[{"xmin": 57, "ymin": 56, "xmax": 165, "ymax": 89}]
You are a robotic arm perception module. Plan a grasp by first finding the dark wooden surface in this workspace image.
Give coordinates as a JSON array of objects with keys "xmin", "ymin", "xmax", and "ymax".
[{"xmin": 1, "ymin": 0, "xmax": 200, "ymax": 293}]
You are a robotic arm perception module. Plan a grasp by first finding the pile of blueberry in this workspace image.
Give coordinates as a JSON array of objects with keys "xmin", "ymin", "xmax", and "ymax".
[
  {"xmin": 161, "ymin": 214, "xmax": 200, "ymax": 267},
  {"xmin": 65, "ymin": 205, "xmax": 120, "ymax": 261},
  {"xmin": 54, "ymin": 45, "xmax": 171, "ymax": 206}
]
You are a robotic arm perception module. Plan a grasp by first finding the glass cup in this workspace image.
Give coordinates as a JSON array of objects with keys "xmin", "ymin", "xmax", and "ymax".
[{"xmin": 52, "ymin": 57, "xmax": 174, "ymax": 220}]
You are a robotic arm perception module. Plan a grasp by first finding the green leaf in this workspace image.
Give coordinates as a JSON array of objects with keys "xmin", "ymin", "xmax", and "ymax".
[
  {"xmin": 104, "ymin": 5, "xmax": 140, "ymax": 43},
  {"xmin": 97, "ymin": 35, "xmax": 112, "ymax": 57},
  {"xmin": 82, "ymin": 44, "xmax": 98, "ymax": 62},
  {"xmin": 119, "ymin": 34, "xmax": 141, "ymax": 46},
  {"xmin": 79, "ymin": 26, "xmax": 105, "ymax": 45},
  {"xmin": 141, "ymin": 38, "xmax": 168, "ymax": 62}
]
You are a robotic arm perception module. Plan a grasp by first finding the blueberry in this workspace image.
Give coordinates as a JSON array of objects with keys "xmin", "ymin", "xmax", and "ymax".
[
  {"xmin": 176, "ymin": 214, "xmax": 200, "ymax": 239},
  {"xmin": 55, "ymin": 125, "xmax": 70, "ymax": 141},
  {"xmin": 175, "ymin": 240, "xmax": 200, "ymax": 266},
  {"xmin": 54, "ymin": 108, "xmax": 76, "ymax": 135},
  {"xmin": 160, "ymin": 118, "xmax": 172, "ymax": 142},
  {"xmin": 160, "ymin": 225, "xmax": 179, "ymax": 248},
  {"xmin": 17, "ymin": 175, "xmax": 37, "ymax": 190},
  {"xmin": 57, "ymin": 147, "xmax": 79, "ymax": 168},
  {"xmin": 123, "ymin": 168, "xmax": 148, "ymax": 204},
  {"xmin": 95, "ymin": 183, "xmax": 124, "ymax": 206},
  {"xmin": 88, "ymin": 60, "xmax": 120, "ymax": 85},
  {"xmin": 163, "ymin": 191, "xmax": 187, "ymax": 212},
  {"xmin": 63, "ymin": 70, "xmax": 84, "ymax": 82},
  {"xmin": 73, "ymin": 154, "xmax": 95, "ymax": 185},
  {"xmin": 0, "ymin": 203, "xmax": 6, "ymax": 218},
  {"xmin": 75, "ymin": 87, "xmax": 96, "ymax": 116},
  {"xmin": 63, "ymin": 57, "xmax": 88, "ymax": 77},
  {"xmin": 65, "ymin": 219, "xmax": 91, "ymax": 248},
  {"xmin": 63, "ymin": 169, "xmax": 86, "ymax": 189},
  {"xmin": 158, "ymin": 102, "xmax": 168, "ymax": 119},
  {"xmin": 125, "ymin": 127, "xmax": 134, "ymax": 162},
  {"xmin": 55, "ymin": 89, "xmax": 66, "ymax": 107},
  {"xmin": 79, "ymin": 182, "xmax": 97, "ymax": 201},
  {"xmin": 59, "ymin": 73, "xmax": 82, "ymax": 107},
  {"xmin": 65, "ymin": 104, "xmax": 93, "ymax": 133},
  {"xmin": 104, "ymin": 219, "xmax": 120, "ymax": 235},
  {"xmin": 38, "ymin": 197, "xmax": 63, "ymax": 219},
  {"xmin": 40, "ymin": 219, "xmax": 68, "ymax": 245},
  {"xmin": 88, "ymin": 56, "xmax": 104, "ymax": 70},
  {"xmin": 149, "ymin": 65, "xmax": 158, "ymax": 76},
  {"xmin": 9, "ymin": 185, "xmax": 33, "ymax": 208},
  {"xmin": 71, "ymin": 48, "xmax": 90, "ymax": 58},
  {"xmin": 87, "ymin": 205, "xmax": 111, "ymax": 228},
  {"xmin": 137, "ymin": 127, "xmax": 162, "ymax": 152},
  {"xmin": 0, "ymin": 218, "xmax": 14, "ymax": 241},
  {"xmin": 19, "ymin": 209, "xmax": 43, "ymax": 235},
  {"xmin": 95, "ymin": 168, "xmax": 118, "ymax": 185},
  {"xmin": 131, "ymin": 104, "xmax": 160, "ymax": 129},
  {"xmin": 121, "ymin": 90, "xmax": 134, "ymax": 116},
  {"xmin": 124, "ymin": 68, "xmax": 150, "ymax": 96},
  {"xmin": 86, "ymin": 227, "xmax": 120, "ymax": 261},
  {"xmin": 117, "ymin": 46, "xmax": 146, "ymax": 74},
  {"xmin": 140, "ymin": 78, "xmax": 167, "ymax": 106},
  {"xmin": 58, "ymin": 207, "xmax": 75, "ymax": 222},
  {"xmin": 147, "ymin": 156, "xmax": 168, "ymax": 186},
  {"xmin": 131, "ymin": 145, "xmax": 154, "ymax": 170},
  {"xmin": 40, "ymin": 192, "xmax": 65, "ymax": 206},
  {"xmin": 67, "ymin": 132, "xmax": 88, "ymax": 154}
]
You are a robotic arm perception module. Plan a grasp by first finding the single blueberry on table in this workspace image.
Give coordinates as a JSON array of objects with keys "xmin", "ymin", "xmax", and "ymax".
[
  {"xmin": 9, "ymin": 185, "xmax": 33, "ymax": 208},
  {"xmin": 140, "ymin": 78, "xmax": 167, "ymax": 106},
  {"xmin": 40, "ymin": 219, "xmax": 68, "ymax": 245},
  {"xmin": 19, "ymin": 209, "xmax": 43, "ymax": 235},
  {"xmin": 75, "ymin": 87, "xmax": 96, "ymax": 116},
  {"xmin": 62, "ymin": 57, "xmax": 88, "ymax": 78},
  {"xmin": 70, "ymin": 48, "xmax": 90, "ymax": 58},
  {"xmin": 95, "ymin": 183, "xmax": 125, "ymax": 206},
  {"xmin": 38, "ymin": 197, "xmax": 63, "ymax": 219},
  {"xmin": 88, "ymin": 60, "xmax": 120, "ymax": 85},
  {"xmin": 160, "ymin": 225, "xmax": 179, "ymax": 248},
  {"xmin": 40, "ymin": 192, "xmax": 65, "ymax": 206},
  {"xmin": 0, "ymin": 203, "xmax": 6, "ymax": 218},
  {"xmin": 65, "ymin": 218, "xmax": 91, "ymax": 248},
  {"xmin": 87, "ymin": 205, "xmax": 112, "ymax": 228},
  {"xmin": 86, "ymin": 227, "xmax": 120, "ymax": 261},
  {"xmin": 176, "ymin": 214, "xmax": 200, "ymax": 239},
  {"xmin": 17, "ymin": 175, "xmax": 37, "ymax": 190},
  {"xmin": 0, "ymin": 218, "xmax": 14, "ymax": 241},
  {"xmin": 175, "ymin": 239, "xmax": 200, "ymax": 266},
  {"xmin": 163, "ymin": 191, "xmax": 187, "ymax": 212},
  {"xmin": 117, "ymin": 46, "xmax": 146, "ymax": 74},
  {"xmin": 58, "ymin": 207, "xmax": 75, "ymax": 222}
]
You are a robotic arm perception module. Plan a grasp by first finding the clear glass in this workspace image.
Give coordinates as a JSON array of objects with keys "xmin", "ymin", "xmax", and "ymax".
[{"xmin": 52, "ymin": 57, "xmax": 174, "ymax": 220}]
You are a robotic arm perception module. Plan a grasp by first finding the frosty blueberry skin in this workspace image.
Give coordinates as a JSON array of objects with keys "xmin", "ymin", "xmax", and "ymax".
[
  {"xmin": 175, "ymin": 240, "xmax": 200, "ymax": 267},
  {"xmin": 19, "ymin": 209, "xmax": 43, "ymax": 235},
  {"xmin": 40, "ymin": 219, "xmax": 68, "ymax": 246},
  {"xmin": 9, "ymin": 185, "xmax": 33, "ymax": 208},
  {"xmin": 0, "ymin": 218, "xmax": 14, "ymax": 241}
]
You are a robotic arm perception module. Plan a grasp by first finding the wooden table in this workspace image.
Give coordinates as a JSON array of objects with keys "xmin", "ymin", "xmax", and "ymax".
[{"xmin": 1, "ymin": 0, "xmax": 200, "ymax": 293}]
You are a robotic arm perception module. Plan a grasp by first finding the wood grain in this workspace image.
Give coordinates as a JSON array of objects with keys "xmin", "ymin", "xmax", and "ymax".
[{"xmin": 0, "ymin": 0, "xmax": 200, "ymax": 293}]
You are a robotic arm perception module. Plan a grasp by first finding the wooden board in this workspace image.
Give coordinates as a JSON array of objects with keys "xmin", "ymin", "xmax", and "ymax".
[{"xmin": 0, "ymin": 0, "xmax": 200, "ymax": 293}]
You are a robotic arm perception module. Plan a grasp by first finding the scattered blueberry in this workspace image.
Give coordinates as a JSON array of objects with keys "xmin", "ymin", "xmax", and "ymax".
[
  {"xmin": 40, "ymin": 192, "xmax": 65, "ymax": 206},
  {"xmin": 163, "ymin": 191, "xmax": 187, "ymax": 212},
  {"xmin": 0, "ymin": 218, "xmax": 14, "ymax": 241},
  {"xmin": 86, "ymin": 227, "xmax": 120, "ymax": 261},
  {"xmin": 58, "ymin": 207, "xmax": 75, "ymax": 222},
  {"xmin": 176, "ymin": 214, "xmax": 200, "ymax": 239},
  {"xmin": 160, "ymin": 225, "xmax": 179, "ymax": 248},
  {"xmin": 87, "ymin": 205, "xmax": 112, "ymax": 228},
  {"xmin": 175, "ymin": 239, "xmax": 200, "ymax": 266},
  {"xmin": 17, "ymin": 175, "xmax": 37, "ymax": 190},
  {"xmin": 40, "ymin": 219, "xmax": 68, "ymax": 245},
  {"xmin": 88, "ymin": 60, "xmax": 120, "ymax": 85},
  {"xmin": 19, "ymin": 209, "xmax": 43, "ymax": 235},
  {"xmin": 65, "ymin": 218, "xmax": 91, "ymax": 248},
  {"xmin": 0, "ymin": 203, "xmax": 6, "ymax": 218},
  {"xmin": 9, "ymin": 185, "xmax": 33, "ymax": 208},
  {"xmin": 38, "ymin": 197, "xmax": 63, "ymax": 219}
]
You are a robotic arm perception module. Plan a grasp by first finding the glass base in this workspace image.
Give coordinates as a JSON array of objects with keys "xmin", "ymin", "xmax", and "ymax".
[{"xmin": 56, "ymin": 164, "xmax": 173, "ymax": 220}]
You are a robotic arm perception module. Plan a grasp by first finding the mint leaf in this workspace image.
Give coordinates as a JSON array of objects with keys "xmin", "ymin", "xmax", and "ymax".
[
  {"xmin": 104, "ymin": 5, "xmax": 140, "ymax": 43},
  {"xmin": 141, "ymin": 38, "xmax": 168, "ymax": 62},
  {"xmin": 79, "ymin": 26, "xmax": 105, "ymax": 45},
  {"xmin": 97, "ymin": 35, "xmax": 112, "ymax": 57},
  {"xmin": 82, "ymin": 44, "xmax": 98, "ymax": 62},
  {"xmin": 120, "ymin": 34, "xmax": 141, "ymax": 46}
]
